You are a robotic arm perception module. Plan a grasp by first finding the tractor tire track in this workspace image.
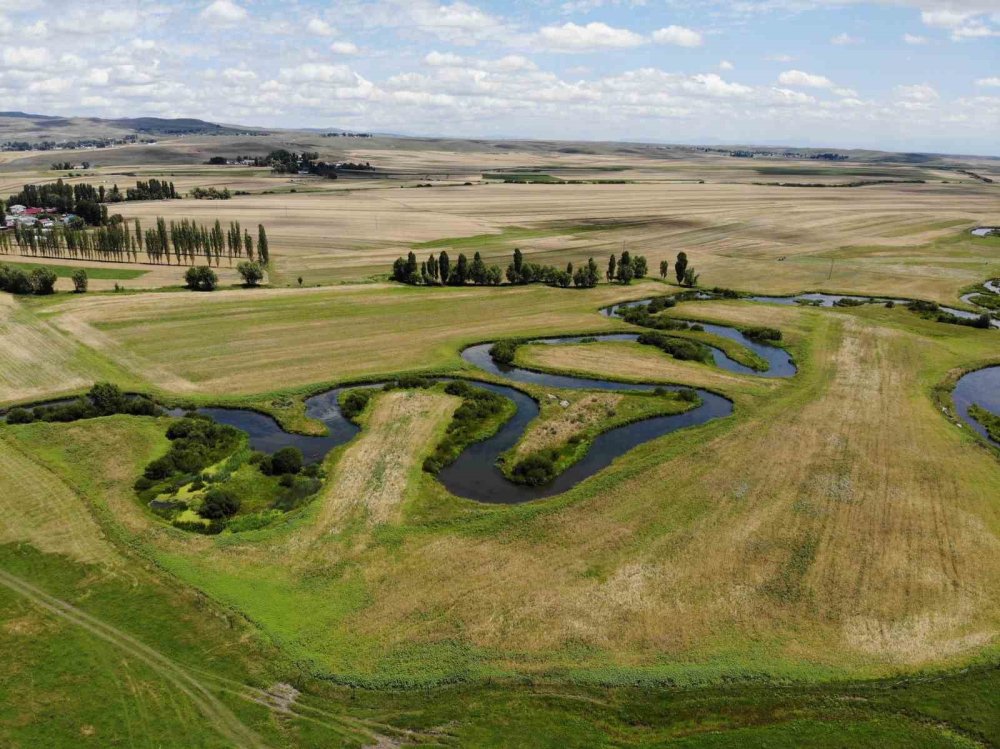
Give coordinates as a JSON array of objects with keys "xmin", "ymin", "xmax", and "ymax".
[{"xmin": 0, "ymin": 567, "xmax": 267, "ymax": 749}]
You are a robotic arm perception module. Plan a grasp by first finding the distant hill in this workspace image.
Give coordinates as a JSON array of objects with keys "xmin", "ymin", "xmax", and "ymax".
[
  {"xmin": 0, "ymin": 112, "xmax": 267, "ymax": 144},
  {"xmin": 106, "ymin": 117, "xmax": 265, "ymax": 135}
]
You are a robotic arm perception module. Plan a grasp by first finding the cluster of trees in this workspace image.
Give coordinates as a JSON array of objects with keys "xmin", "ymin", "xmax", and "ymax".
[
  {"xmin": 391, "ymin": 248, "xmax": 602, "ymax": 289},
  {"xmin": 0, "ymin": 263, "xmax": 56, "ymax": 295},
  {"xmin": 4, "ymin": 178, "xmax": 176, "ymax": 216},
  {"xmin": 605, "ymin": 251, "xmax": 649, "ymax": 285},
  {"xmin": 906, "ymin": 300, "xmax": 994, "ymax": 329},
  {"xmin": 184, "ymin": 266, "xmax": 218, "ymax": 291},
  {"xmin": 6, "ymin": 383, "xmax": 158, "ymax": 425},
  {"xmin": 124, "ymin": 179, "xmax": 176, "ymax": 201},
  {"xmin": 51, "ymin": 161, "xmax": 89, "ymax": 170},
  {"xmin": 636, "ymin": 332, "xmax": 712, "ymax": 363},
  {"xmin": 660, "ymin": 252, "xmax": 699, "ymax": 287},
  {"xmin": 508, "ymin": 248, "xmax": 601, "ymax": 288},
  {"xmin": 266, "ymin": 149, "xmax": 318, "ymax": 174},
  {"xmin": 140, "ymin": 414, "xmax": 242, "ymax": 482},
  {"xmin": 0, "ymin": 218, "xmax": 270, "ymax": 267},
  {"xmin": 5, "ymin": 180, "xmax": 104, "ymax": 224},
  {"xmin": 189, "ymin": 186, "xmax": 231, "ymax": 200}
]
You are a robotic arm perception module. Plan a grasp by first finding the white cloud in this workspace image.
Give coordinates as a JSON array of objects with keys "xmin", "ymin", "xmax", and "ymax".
[
  {"xmin": 28, "ymin": 77, "xmax": 70, "ymax": 95},
  {"xmin": 778, "ymin": 69, "xmax": 834, "ymax": 88},
  {"xmin": 895, "ymin": 83, "xmax": 938, "ymax": 101},
  {"xmin": 831, "ymin": 32, "xmax": 862, "ymax": 45},
  {"xmin": 766, "ymin": 53, "xmax": 794, "ymax": 62},
  {"xmin": 200, "ymin": 0, "xmax": 247, "ymax": 26},
  {"xmin": 537, "ymin": 21, "xmax": 645, "ymax": 51},
  {"xmin": 425, "ymin": 51, "xmax": 465, "ymax": 66},
  {"xmin": 903, "ymin": 33, "xmax": 928, "ymax": 43},
  {"xmin": 719, "ymin": 60, "xmax": 734, "ymax": 70},
  {"xmin": 2, "ymin": 46, "xmax": 50, "ymax": 70},
  {"xmin": 405, "ymin": 1, "xmax": 511, "ymax": 45},
  {"xmin": 330, "ymin": 41, "xmax": 359, "ymax": 55},
  {"xmin": 920, "ymin": 9, "xmax": 972, "ymax": 28},
  {"xmin": 975, "ymin": 76, "xmax": 1000, "ymax": 86},
  {"xmin": 307, "ymin": 18, "xmax": 334, "ymax": 36},
  {"xmin": 83, "ymin": 68, "xmax": 111, "ymax": 86},
  {"xmin": 279, "ymin": 63, "xmax": 357, "ymax": 84},
  {"xmin": 652, "ymin": 25, "xmax": 703, "ymax": 47},
  {"xmin": 222, "ymin": 67, "xmax": 258, "ymax": 84}
]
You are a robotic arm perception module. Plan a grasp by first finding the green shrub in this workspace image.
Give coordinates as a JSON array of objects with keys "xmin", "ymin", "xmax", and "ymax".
[
  {"xmin": 5, "ymin": 408, "xmax": 34, "ymax": 424},
  {"xmin": 742, "ymin": 326, "xmax": 783, "ymax": 342},
  {"xmin": 269, "ymin": 446, "xmax": 303, "ymax": 475},
  {"xmin": 512, "ymin": 451, "xmax": 558, "ymax": 486},
  {"xmin": 184, "ymin": 265, "xmax": 218, "ymax": 291},
  {"xmin": 199, "ymin": 487, "xmax": 241, "ymax": 519},
  {"xmin": 489, "ymin": 340, "xmax": 518, "ymax": 365},
  {"xmin": 636, "ymin": 332, "xmax": 712, "ymax": 363},
  {"xmin": 340, "ymin": 389, "xmax": 373, "ymax": 421}
]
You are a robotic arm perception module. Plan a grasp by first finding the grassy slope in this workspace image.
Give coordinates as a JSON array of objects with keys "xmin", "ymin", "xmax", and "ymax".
[{"xmin": 6, "ymin": 297, "xmax": 1000, "ymax": 688}]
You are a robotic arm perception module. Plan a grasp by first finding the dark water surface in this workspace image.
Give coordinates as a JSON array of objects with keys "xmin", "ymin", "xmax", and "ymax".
[{"xmin": 953, "ymin": 366, "xmax": 1000, "ymax": 448}]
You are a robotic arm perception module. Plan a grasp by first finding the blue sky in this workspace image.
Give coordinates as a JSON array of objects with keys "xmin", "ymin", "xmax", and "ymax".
[{"xmin": 0, "ymin": 0, "xmax": 997, "ymax": 154}]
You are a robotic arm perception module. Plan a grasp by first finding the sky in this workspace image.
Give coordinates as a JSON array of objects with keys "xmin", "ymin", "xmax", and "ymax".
[{"xmin": 0, "ymin": 0, "xmax": 997, "ymax": 154}]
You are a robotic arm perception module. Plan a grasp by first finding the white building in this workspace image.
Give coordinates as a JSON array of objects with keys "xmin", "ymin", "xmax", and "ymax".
[{"xmin": 8, "ymin": 204, "xmax": 26, "ymax": 215}]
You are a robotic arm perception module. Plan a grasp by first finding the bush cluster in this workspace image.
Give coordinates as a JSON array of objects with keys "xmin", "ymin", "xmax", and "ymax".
[
  {"xmin": 143, "ymin": 415, "xmax": 241, "ymax": 480},
  {"xmin": 184, "ymin": 265, "xmax": 218, "ymax": 291},
  {"xmin": 741, "ymin": 326, "xmax": 783, "ymax": 342},
  {"xmin": 250, "ymin": 446, "xmax": 304, "ymax": 476},
  {"xmin": 0, "ymin": 263, "xmax": 57, "ymax": 295},
  {"xmin": 422, "ymin": 381, "xmax": 509, "ymax": 473},
  {"xmin": 636, "ymin": 332, "xmax": 712, "ymax": 363},
  {"xmin": 6, "ymin": 382, "xmax": 158, "ymax": 424},
  {"xmin": 511, "ymin": 450, "xmax": 559, "ymax": 486},
  {"xmin": 340, "ymin": 388, "xmax": 373, "ymax": 421},
  {"xmin": 489, "ymin": 340, "xmax": 518, "ymax": 366}
]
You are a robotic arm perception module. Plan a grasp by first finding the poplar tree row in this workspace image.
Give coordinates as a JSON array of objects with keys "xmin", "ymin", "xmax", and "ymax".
[
  {"xmin": 391, "ymin": 248, "xmax": 601, "ymax": 289},
  {"xmin": 0, "ymin": 219, "xmax": 270, "ymax": 267}
]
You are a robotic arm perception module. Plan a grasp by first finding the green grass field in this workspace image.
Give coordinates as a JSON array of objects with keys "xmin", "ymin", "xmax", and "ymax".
[
  {"xmin": 2, "ymin": 151, "xmax": 1000, "ymax": 746},
  {"xmin": 0, "ymin": 260, "xmax": 149, "ymax": 280}
]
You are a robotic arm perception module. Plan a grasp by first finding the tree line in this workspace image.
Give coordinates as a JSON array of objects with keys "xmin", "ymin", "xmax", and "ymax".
[
  {"xmin": 0, "ymin": 218, "xmax": 270, "ymax": 267},
  {"xmin": 4, "ymin": 178, "xmax": 177, "ymax": 217},
  {"xmin": 391, "ymin": 248, "xmax": 606, "ymax": 289}
]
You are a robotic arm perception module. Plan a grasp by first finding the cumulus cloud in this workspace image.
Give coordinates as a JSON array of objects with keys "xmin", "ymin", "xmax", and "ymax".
[
  {"xmin": 976, "ymin": 77, "xmax": 1000, "ymax": 86},
  {"xmin": 307, "ymin": 18, "xmax": 334, "ymax": 36},
  {"xmin": 831, "ymin": 32, "xmax": 862, "ymax": 44},
  {"xmin": 222, "ymin": 67, "xmax": 258, "ymax": 83},
  {"xmin": 903, "ymin": 33, "xmax": 928, "ymax": 43},
  {"xmin": 719, "ymin": 60, "xmax": 734, "ymax": 70},
  {"xmin": 404, "ymin": 1, "xmax": 512, "ymax": 45},
  {"xmin": 279, "ymin": 63, "xmax": 357, "ymax": 85},
  {"xmin": 2, "ymin": 46, "xmax": 50, "ymax": 69},
  {"xmin": 652, "ymin": 25, "xmax": 703, "ymax": 47},
  {"xmin": 200, "ymin": 0, "xmax": 247, "ymax": 26},
  {"xmin": 537, "ymin": 21, "xmax": 645, "ymax": 51},
  {"xmin": 778, "ymin": 69, "xmax": 833, "ymax": 88},
  {"xmin": 330, "ymin": 41, "xmax": 359, "ymax": 55},
  {"xmin": 893, "ymin": 83, "xmax": 939, "ymax": 103}
]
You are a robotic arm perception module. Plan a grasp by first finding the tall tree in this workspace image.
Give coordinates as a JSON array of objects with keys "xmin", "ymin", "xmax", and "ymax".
[
  {"xmin": 257, "ymin": 224, "xmax": 269, "ymax": 265},
  {"xmin": 606, "ymin": 254, "xmax": 616, "ymax": 283},
  {"xmin": 438, "ymin": 251, "xmax": 450, "ymax": 284},
  {"xmin": 674, "ymin": 252, "xmax": 688, "ymax": 284}
]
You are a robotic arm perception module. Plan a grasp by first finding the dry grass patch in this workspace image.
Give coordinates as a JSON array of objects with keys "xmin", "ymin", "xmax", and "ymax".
[
  {"xmin": 0, "ymin": 436, "xmax": 117, "ymax": 566},
  {"xmin": 42, "ymin": 282, "xmax": 645, "ymax": 396},
  {"xmin": 314, "ymin": 389, "xmax": 459, "ymax": 528}
]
